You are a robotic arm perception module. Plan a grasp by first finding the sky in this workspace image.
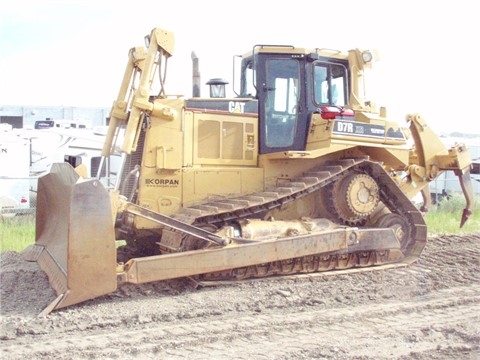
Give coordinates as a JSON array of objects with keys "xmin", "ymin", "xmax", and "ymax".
[{"xmin": 1, "ymin": 0, "xmax": 479, "ymax": 134}]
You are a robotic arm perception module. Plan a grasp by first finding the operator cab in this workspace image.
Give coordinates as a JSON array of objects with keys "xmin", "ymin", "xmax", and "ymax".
[{"xmin": 239, "ymin": 46, "xmax": 349, "ymax": 154}]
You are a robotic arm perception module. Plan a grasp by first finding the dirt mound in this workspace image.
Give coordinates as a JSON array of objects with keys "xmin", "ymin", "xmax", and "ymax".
[{"xmin": 0, "ymin": 251, "xmax": 56, "ymax": 316}]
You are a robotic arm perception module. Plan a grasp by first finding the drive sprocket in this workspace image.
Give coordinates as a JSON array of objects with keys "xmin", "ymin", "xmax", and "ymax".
[{"xmin": 324, "ymin": 172, "xmax": 380, "ymax": 226}]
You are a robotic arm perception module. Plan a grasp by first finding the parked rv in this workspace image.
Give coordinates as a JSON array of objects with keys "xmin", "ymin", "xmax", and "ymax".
[{"xmin": 0, "ymin": 125, "xmax": 31, "ymax": 218}]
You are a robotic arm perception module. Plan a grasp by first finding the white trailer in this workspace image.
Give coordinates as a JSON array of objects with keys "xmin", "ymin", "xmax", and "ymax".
[{"xmin": 0, "ymin": 126, "xmax": 31, "ymax": 218}]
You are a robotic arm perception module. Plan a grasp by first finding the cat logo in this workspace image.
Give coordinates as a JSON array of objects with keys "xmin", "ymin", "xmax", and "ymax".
[{"xmin": 229, "ymin": 101, "xmax": 245, "ymax": 113}]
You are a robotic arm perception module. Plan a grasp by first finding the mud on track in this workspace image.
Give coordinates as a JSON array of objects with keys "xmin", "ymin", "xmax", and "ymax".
[{"xmin": 1, "ymin": 233, "xmax": 479, "ymax": 359}]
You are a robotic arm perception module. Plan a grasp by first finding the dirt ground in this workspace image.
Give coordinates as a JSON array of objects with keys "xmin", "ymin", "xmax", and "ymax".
[{"xmin": 1, "ymin": 232, "xmax": 479, "ymax": 360}]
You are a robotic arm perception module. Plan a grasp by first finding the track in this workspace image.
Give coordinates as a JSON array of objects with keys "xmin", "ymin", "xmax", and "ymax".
[{"xmin": 168, "ymin": 158, "xmax": 427, "ymax": 279}]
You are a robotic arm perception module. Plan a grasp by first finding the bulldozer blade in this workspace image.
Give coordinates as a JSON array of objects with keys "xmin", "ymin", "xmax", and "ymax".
[{"xmin": 24, "ymin": 163, "xmax": 117, "ymax": 314}]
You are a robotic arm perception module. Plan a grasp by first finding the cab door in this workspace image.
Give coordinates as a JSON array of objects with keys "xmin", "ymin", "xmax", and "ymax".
[{"xmin": 257, "ymin": 56, "xmax": 308, "ymax": 154}]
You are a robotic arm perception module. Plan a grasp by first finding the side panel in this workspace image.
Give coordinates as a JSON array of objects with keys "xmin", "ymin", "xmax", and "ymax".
[
  {"xmin": 192, "ymin": 112, "xmax": 258, "ymax": 166},
  {"xmin": 134, "ymin": 98, "xmax": 186, "ymax": 223},
  {"xmin": 136, "ymin": 169, "xmax": 183, "ymax": 219}
]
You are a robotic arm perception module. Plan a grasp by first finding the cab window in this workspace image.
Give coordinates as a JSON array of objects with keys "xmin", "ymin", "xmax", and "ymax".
[{"xmin": 313, "ymin": 62, "xmax": 347, "ymax": 106}]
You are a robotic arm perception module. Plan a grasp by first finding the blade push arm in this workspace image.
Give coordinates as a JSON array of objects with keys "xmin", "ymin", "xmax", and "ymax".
[{"xmin": 103, "ymin": 28, "xmax": 176, "ymax": 157}]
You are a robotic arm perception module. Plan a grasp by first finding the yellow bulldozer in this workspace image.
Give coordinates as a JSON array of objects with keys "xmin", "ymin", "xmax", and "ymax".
[{"xmin": 25, "ymin": 28, "xmax": 475, "ymax": 314}]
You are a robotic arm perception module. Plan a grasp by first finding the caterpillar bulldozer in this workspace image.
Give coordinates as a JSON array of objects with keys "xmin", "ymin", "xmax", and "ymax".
[{"xmin": 25, "ymin": 28, "xmax": 475, "ymax": 315}]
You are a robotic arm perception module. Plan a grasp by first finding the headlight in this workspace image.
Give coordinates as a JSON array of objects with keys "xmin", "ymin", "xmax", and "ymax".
[{"xmin": 362, "ymin": 50, "xmax": 373, "ymax": 63}]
